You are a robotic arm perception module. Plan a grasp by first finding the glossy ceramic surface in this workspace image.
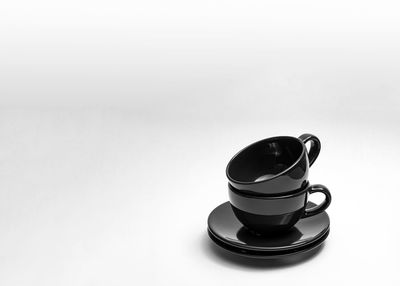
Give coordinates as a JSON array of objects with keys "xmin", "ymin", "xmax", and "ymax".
[
  {"xmin": 229, "ymin": 183, "xmax": 331, "ymax": 235},
  {"xmin": 207, "ymin": 201, "xmax": 330, "ymax": 258},
  {"xmin": 226, "ymin": 133, "xmax": 321, "ymax": 195}
]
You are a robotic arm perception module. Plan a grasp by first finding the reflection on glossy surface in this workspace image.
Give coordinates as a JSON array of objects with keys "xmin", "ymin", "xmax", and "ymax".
[
  {"xmin": 207, "ymin": 201, "xmax": 329, "ymax": 253},
  {"xmin": 236, "ymin": 226, "xmax": 303, "ymax": 248}
]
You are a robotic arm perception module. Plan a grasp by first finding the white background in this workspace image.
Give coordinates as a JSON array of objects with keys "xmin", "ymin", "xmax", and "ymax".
[{"xmin": 1, "ymin": 0, "xmax": 400, "ymax": 285}]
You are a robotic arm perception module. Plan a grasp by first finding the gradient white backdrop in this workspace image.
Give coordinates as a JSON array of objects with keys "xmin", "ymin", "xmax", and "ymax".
[{"xmin": 1, "ymin": 1, "xmax": 400, "ymax": 285}]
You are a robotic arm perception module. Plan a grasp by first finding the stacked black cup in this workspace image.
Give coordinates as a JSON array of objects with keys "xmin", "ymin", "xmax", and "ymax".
[{"xmin": 226, "ymin": 133, "xmax": 331, "ymax": 236}]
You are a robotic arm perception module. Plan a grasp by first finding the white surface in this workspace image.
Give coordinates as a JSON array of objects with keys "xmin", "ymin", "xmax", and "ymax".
[
  {"xmin": 1, "ymin": 0, "xmax": 400, "ymax": 285},
  {"xmin": 0, "ymin": 111, "xmax": 399, "ymax": 285}
]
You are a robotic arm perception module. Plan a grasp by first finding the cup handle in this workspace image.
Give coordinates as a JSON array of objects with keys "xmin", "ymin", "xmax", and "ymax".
[
  {"xmin": 299, "ymin": 133, "xmax": 321, "ymax": 167},
  {"xmin": 302, "ymin": 184, "xmax": 332, "ymax": 218}
]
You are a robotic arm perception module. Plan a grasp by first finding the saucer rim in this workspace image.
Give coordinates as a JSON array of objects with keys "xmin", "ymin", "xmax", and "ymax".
[
  {"xmin": 208, "ymin": 225, "xmax": 330, "ymax": 252},
  {"xmin": 208, "ymin": 227, "xmax": 329, "ymax": 259}
]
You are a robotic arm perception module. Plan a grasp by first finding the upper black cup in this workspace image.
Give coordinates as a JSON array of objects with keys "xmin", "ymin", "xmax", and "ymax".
[{"xmin": 226, "ymin": 134, "xmax": 321, "ymax": 195}]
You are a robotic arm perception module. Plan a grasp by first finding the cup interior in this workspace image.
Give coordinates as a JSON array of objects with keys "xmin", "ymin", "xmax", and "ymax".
[{"xmin": 227, "ymin": 137, "xmax": 303, "ymax": 184}]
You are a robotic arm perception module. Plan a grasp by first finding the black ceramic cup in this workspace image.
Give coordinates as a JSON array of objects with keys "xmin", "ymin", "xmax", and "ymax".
[
  {"xmin": 226, "ymin": 134, "xmax": 321, "ymax": 195},
  {"xmin": 228, "ymin": 182, "xmax": 331, "ymax": 235}
]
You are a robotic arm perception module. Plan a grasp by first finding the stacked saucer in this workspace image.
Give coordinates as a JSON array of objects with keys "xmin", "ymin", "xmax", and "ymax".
[{"xmin": 207, "ymin": 134, "xmax": 332, "ymax": 259}]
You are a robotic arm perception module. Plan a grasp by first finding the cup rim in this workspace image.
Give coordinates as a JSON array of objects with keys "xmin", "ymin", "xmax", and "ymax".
[
  {"xmin": 226, "ymin": 136, "xmax": 306, "ymax": 186},
  {"xmin": 228, "ymin": 181, "xmax": 310, "ymax": 199}
]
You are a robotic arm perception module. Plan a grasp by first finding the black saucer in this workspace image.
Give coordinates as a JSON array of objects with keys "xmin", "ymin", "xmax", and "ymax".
[{"xmin": 207, "ymin": 201, "xmax": 330, "ymax": 259}]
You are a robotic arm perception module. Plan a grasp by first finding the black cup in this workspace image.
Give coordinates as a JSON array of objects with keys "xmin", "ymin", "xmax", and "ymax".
[
  {"xmin": 226, "ymin": 134, "xmax": 321, "ymax": 195},
  {"xmin": 228, "ymin": 182, "xmax": 331, "ymax": 235}
]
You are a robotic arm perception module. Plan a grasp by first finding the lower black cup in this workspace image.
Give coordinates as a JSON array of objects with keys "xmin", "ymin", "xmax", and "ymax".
[{"xmin": 228, "ymin": 183, "xmax": 331, "ymax": 235}]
